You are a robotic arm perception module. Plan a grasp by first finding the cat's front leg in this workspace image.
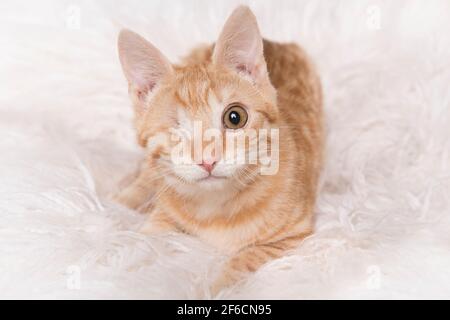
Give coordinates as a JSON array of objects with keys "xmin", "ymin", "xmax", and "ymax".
[
  {"xmin": 113, "ymin": 167, "xmax": 158, "ymax": 212},
  {"xmin": 139, "ymin": 207, "xmax": 179, "ymax": 235},
  {"xmin": 210, "ymin": 233, "xmax": 309, "ymax": 296}
]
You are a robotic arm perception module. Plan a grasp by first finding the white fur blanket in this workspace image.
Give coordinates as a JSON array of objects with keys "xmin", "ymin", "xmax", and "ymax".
[{"xmin": 1, "ymin": 0, "xmax": 449, "ymax": 299}]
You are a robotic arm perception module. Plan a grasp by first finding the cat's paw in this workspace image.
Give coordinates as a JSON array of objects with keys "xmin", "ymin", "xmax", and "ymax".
[
  {"xmin": 209, "ymin": 276, "xmax": 229, "ymax": 297},
  {"xmin": 139, "ymin": 215, "xmax": 178, "ymax": 236},
  {"xmin": 209, "ymin": 270, "xmax": 243, "ymax": 297},
  {"xmin": 112, "ymin": 190, "xmax": 142, "ymax": 210}
]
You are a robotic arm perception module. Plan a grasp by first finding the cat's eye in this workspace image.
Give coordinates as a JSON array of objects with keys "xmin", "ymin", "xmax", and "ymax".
[{"xmin": 223, "ymin": 104, "xmax": 248, "ymax": 129}]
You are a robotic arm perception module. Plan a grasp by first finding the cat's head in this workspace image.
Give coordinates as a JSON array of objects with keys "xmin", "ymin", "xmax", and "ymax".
[{"xmin": 118, "ymin": 6, "xmax": 278, "ymax": 195}]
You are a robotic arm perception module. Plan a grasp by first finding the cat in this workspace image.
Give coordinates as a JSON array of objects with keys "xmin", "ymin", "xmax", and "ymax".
[{"xmin": 115, "ymin": 6, "xmax": 323, "ymax": 295}]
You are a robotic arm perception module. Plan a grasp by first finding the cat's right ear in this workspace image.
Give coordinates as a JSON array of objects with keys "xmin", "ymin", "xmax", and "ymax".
[{"xmin": 118, "ymin": 29, "xmax": 173, "ymax": 102}]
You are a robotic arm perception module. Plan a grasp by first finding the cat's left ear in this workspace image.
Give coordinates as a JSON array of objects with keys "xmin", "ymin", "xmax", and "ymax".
[{"xmin": 212, "ymin": 6, "xmax": 269, "ymax": 85}]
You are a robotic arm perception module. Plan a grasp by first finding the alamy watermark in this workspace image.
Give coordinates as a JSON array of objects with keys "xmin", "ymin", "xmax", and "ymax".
[
  {"xmin": 65, "ymin": 5, "xmax": 81, "ymax": 30},
  {"xmin": 366, "ymin": 5, "xmax": 381, "ymax": 31},
  {"xmin": 168, "ymin": 121, "xmax": 280, "ymax": 175},
  {"xmin": 366, "ymin": 265, "xmax": 382, "ymax": 290},
  {"xmin": 66, "ymin": 265, "xmax": 81, "ymax": 290}
]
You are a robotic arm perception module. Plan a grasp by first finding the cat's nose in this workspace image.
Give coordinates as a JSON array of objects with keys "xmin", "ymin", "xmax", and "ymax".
[{"xmin": 198, "ymin": 160, "xmax": 217, "ymax": 173}]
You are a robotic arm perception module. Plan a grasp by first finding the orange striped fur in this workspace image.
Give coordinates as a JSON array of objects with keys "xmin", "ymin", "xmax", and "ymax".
[{"xmin": 115, "ymin": 6, "xmax": 323, "ymax": 294}]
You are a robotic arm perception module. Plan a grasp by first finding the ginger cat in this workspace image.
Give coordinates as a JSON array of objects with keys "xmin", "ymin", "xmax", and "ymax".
[{"xmin": 115, "ymin": 6, "xmax": 323, "ymax": 294}]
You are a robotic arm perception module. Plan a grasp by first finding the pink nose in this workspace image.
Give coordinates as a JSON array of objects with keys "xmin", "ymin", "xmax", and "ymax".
[{"xmin": 199, "ymin": 161, "xmax": 216, "ymax": 173}]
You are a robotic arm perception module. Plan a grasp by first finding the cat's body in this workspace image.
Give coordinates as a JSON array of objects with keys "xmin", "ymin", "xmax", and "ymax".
[
  {"xmin": 153, "ymin": 40, "xmax": 323, "ymax": 253},
  {"xmin": 115, "ymin": 7, "xmax": 323, "ymax": 293}
]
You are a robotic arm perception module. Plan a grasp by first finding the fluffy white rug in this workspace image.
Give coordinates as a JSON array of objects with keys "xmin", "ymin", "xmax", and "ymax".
[{"xmin": 1, "ymin": 0, "xmax": 449, "ymax": 299}]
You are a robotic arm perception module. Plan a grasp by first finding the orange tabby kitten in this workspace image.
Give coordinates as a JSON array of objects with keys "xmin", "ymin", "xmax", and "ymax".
[{"xmin": 115, "ymin": 6, "xmax": 323, "ymax": 294}]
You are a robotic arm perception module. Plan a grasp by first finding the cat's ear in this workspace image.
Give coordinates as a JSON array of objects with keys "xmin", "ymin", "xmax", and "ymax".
[
  {"xmin": 118, "ymin": 29, "xmax": 173, "ymax": 100},
  {"xmin": 212, "ymin": 6, "xmax": 268, "ymax": 84}
]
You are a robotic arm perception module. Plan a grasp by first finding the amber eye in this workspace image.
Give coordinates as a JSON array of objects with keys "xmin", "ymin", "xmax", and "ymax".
[{"xmin": 223, "ymin": 104, "xmax": 248, "ymax": 129}]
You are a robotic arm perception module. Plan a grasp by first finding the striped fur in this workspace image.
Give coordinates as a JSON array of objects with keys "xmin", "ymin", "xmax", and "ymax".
[{"xmin": 116, "ymin": 6, "xmax": 323, "ymax": 294}]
